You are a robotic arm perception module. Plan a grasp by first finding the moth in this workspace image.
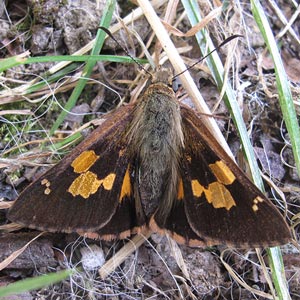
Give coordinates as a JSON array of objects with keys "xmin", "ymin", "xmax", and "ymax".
[{"xmin": 8, "ymin": 68, "xmax": 291, "ymax": 247}]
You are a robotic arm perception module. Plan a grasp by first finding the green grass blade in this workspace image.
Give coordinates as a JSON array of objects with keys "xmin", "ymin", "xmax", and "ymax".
[
  {"xmin": 251, "ymin": 0, "xmax": 300, "ymax": 176},
  {"xmin": 49, "ymin": 131, "xmax": 83, "ymax": 152},
  {"xmin": 0, "ymin": 269, "xmax": 73, "ymax": 297},
  {"xmin": 0, "ymin": 55, "xmax": 146, "ymax": 73},
  {"xmin": 250, "ymin": 1, "xmax": 296, "ymax": 299},
  {"xmin": 0, "ymin": 55, "xmax": 145, "ymax": 97},
  {"xmin": 267, "ymin": 247, "xmax": 291, "ymax": 300},
  {"xmin": 50, "ymin": 0, "xmax": 117, "ymax": 135}
]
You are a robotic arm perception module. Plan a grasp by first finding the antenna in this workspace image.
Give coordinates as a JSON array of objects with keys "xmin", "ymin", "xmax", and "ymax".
[
  {"xmin": 99, "ymin": 26, "xmax": 152, "ymax": 76},
  {"xmin": 173, "ymin": 35, "xmax": 242, "ymax": 79}
]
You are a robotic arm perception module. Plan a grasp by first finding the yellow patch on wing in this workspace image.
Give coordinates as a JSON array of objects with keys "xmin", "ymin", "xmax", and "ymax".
[
  {"xmin": 41, "ymin": 178, "xmax": 50, "ymax": 187},
  {"xmin": 71, "ymin": 150, "xmax": 99, "ymax": 173},
  {"xmin": 191, "ymin": 180, "xmax": 205, "ymax": 197},
  {"xmin": 186, "ymin": 155, "xmax": 192, "ymax": 163},
  {"xmin": 41, "ymin": 178, "xmax": 52, "ymax": 195},
  {"xmin": 205, "ymin": 182, "xmax": 236, "ymax": 210},
  {"xmin": 177, "ymin": 178, "xmax": 184, "ymax": 200},
  {"xmin": 68, "ymin": 171, "xmax": 116, "ymax": 199},
  {"xmin": 252, "ymin": 196, "xmax": 264, "ymax": 212},
  {"xmin": 102, "ymin": 173, "xmax": 116, "ymax": 190},
  {"xmin": 119, "ymin": 166, "xmax": 131, "ymax": 202},
  {"xmin": 44, "ymin": 188, "xmax": 51, "ymax": 195},
  {"xmin": 191, "ymin": 179, "xmax": 236, "ymax": 210},
  {"xmin": 209, "ymin": 160, "xmax": 235, "ymax": 185}
]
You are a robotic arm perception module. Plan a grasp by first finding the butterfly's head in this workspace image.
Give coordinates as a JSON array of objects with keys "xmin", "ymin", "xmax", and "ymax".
[{"xmin": 151, "ymin": 68, "xmax": 173, "ymax": 86}]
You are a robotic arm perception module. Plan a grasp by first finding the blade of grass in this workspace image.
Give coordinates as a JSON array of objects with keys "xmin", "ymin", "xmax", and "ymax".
[
  {"xmin": 50, "ymin": 0, "xmax": 117, "ymax": 135},
  {"xmin": 251, "ymin": 1, "xmax": 297, "ymax": 299},
  {"xmin": 0, "ymin": 55, "xmax": 146, "ymax": 73},
  {"xmin": 251, "ymin": 0, "xmax": 300, "ymax": 177},
  {"xmin": 0, "ymin": 55, "xmax": 146, "ymax": 98},
  {"xmin": 267, "ymin": 247, "xmax": 290, "ymax": 300},
  {"xmin": 0, "ymin": 269, "xmax": 73, "ymax": 297},
  {"xmin": 48, "ymin": 131, "xmax": 83, "ymax": 152}
]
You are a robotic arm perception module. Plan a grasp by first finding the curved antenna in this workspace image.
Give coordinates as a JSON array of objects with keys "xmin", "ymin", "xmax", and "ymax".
[
  {"xmin": 173, "ymin": 35, "xmax": 242, "ymax": 80},
  {"xmin": 99, "ymin": 26, "xmax": 152, "ymax": 76}
]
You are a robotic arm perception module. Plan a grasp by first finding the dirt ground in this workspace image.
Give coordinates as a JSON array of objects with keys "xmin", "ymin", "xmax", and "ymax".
[{"xmin": 0, "ymin": 0, "xmax": 299, "ymax": 299}]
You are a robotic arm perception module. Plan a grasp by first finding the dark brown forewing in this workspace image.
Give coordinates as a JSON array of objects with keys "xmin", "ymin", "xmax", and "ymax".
[
  {"xmin": 179, "ymin": 105, "xmax": 291, "ymax": 247},
  {"xmin": 8, "ymin": 105, "xmax": 137, "ymax": 234}
]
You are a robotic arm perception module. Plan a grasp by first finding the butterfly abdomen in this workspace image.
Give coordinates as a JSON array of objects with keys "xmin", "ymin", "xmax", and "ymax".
[{"xmin": 127, "ymin": 78, "xmax": 184, "ymax": 220}]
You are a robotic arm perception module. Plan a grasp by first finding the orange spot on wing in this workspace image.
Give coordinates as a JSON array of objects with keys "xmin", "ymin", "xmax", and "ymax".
[
  {"xmin": 209, "ymin": 160, "xmax": 235, "ymax": 185},
  {"xmin": 44, "ymin": 188, "xmax": 51, "ymax": 195},
  {"xmin": 252, "ymin": 196, "xmax": 264, "ymax": 212},
  {"xmin": 68, "ymin": 171, "xmax": 101, "ymax": 198},
  {"xmin": 191, "ymin": 179, "xmax": 236, "ymax": 211},
  {"xmin": 41, "ymin": 178, "xmax": 51, "ymax": 194},
  {"xmin": 191, "ymin": 180, "xmax": 204, "ymax": 197},
  {"xmin": 102, "ymin": 173, "xmax": 116, "ymax": 190},
  {"xmin": 68, "ymin": 172, "xmax": 115, "ymax": 199},
  {"xmin": 205, "ymin": 182, "xmax": 236, "ymax": 210},
  {"xmin": 119, "ymin": 166, "xmax": 131, "ymax": 202},
  {"xmin": 71, "ymin": 150, "xmax": 99, "ymax": 173},
  {"xmin": 41, "ymin": 178, "xmax": 50, "ymax": 186},
  {"xmin": 177, "ymin": 178, "xmax": 184, "ymax": 200}
]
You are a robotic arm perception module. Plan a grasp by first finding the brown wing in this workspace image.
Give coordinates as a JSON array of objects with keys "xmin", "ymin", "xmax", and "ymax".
[
  {"xmin": 8, "ymin": 105, "xmax": 145, "ymax": 236},
  {"xmin": 151, "ymin": 105, "xmax": 291, "ymax": 247}
]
